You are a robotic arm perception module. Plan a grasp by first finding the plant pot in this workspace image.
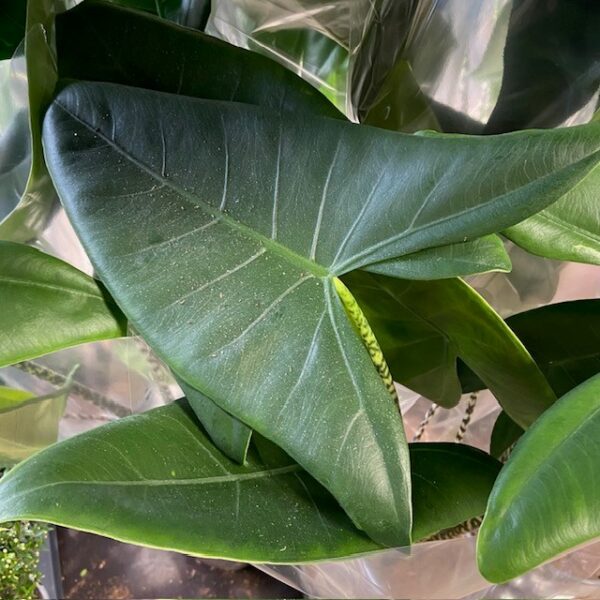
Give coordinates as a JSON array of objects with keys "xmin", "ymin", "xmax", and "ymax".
[{"xmin": 37, "ymin": 527, "xmax": 64, "ymax": 600}]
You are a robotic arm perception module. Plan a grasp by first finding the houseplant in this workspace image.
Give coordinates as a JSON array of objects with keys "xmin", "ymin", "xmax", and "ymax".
[{"xmin": 0, "ymin": 0, "xmax": 599, "ymax": 595}]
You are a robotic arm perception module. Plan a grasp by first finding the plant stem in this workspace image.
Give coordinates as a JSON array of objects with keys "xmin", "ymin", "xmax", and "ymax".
[{"xmin": 13, "ymin": 361, "xmax": 130, "ymax": 418}]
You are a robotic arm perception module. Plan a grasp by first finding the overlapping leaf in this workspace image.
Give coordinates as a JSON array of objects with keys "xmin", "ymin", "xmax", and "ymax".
[
  {"xmin": 56, "ymin": 1, "xmax": 343, "ymax": 120},
  {"xmin": 459, "ymin": 300, "xmax": 600, "ymax": 398},
  {"xmin": 478, "ymin": 373, "xmax": 600, "ymax": 582},
  {"xmin": 0, "ymin": 242, "xmax": 126, "ymax": 368},
  {"xmin": 54, "ymin": 0, "xmax": 512, "ymax": 281},
  {"xmin": 43, "ymin": 80, "xmax": 600, "ymax": 543},
  {"xmin": 504, "ymin": 166, "xmax": 600, "ymax": 265},
  {"xmin": 178, "ymin": 377, "xmax": 252, "ymax": 465},
  {"xmin": 344, "ymin": 272, "xmax": 556, "ymax": 425},
  {"xmin": 0, "ymin": 399, "xmax": 501, "ymax": 558}
]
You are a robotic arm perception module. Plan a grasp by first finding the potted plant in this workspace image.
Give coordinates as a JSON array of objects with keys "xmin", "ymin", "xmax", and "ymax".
[{"xmin": 0, "ymin": 1, "xmax": 599, "ymax": 597}]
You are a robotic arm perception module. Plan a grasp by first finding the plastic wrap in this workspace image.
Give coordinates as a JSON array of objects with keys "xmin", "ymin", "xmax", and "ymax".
[
  {"xmin": 0, "ymin": 0, "xmax": 598, "ymax": 596},
  {"xmin": 207, "ymin": 0, "xmax": 599, "ymax": 130}
]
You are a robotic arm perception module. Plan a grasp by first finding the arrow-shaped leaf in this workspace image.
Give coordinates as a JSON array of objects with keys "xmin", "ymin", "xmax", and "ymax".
[
  {"xmin": 43, "ymin": 81, "xmax": 599, "ymax": 543},
  {"xmin": 478, "ymin": 373, "xmax": 600, "ymax": 582},
  {"xmin": 0, "ymin": 242, "xmax": 127, "ymax": 368}
]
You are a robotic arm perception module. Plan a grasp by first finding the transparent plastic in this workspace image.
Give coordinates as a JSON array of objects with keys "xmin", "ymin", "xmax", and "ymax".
[
  {"xmin": 207, "ymin": 0, "xmax": 599, "ymax": 128},
  {"xmin": 1, "ymin": 0, "xmax": 598, "ymax": 596}
]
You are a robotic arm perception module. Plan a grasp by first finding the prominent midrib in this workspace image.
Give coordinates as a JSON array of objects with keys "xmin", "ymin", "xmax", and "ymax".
[
  {"xmin": 55, "ymin": 101, "xmax": 329, "ymax": 279},
  {"xmin": 1, "ymin": 464, "xmax": 302, "ymax": 501}
]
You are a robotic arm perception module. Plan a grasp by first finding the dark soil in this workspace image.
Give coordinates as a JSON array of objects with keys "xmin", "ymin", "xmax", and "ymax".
[{"xmin": 57, "ymin": 527, "xmax": 302, "ymax": 599}]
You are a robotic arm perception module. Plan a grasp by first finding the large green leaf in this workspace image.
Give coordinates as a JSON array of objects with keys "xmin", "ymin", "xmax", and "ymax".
[
  {"xmin": 43, "ymin": 81, "xmax": 600, "ymax": 544},
  {"xmin": 0, "ymin": 369, "xmax": 74, "ymax": 467},
  {"xmin": 344, "ymin": 272, "xmax": 556, "ymax": 425},
  {"xmin": 0, "ymin": 398, "xmax": 501, "ymax": 558},
  {"xmin": 56, "ymin": 1, "xmax": 343, "ymax": 120},
  {"xmin": 0, "ymin": 399, "xmax": 382, "ymax": 562},
  {"xmin": 178, "ymin": 377, "xmax": 252, "ymax": 465},
  {"xmin": 459, "ymin": 300, "xmax": 600, "ymax": 398},
  {"xmin": 410, "ymin": 443, "xmax": 501, "ymax": 541},
  {"xmin": 478, "ymin": 373, "xmax": 600, "ymax": 583},
  {"xmin": 0, "ymin": 242, "xmax": 127, "ymax": 368}
]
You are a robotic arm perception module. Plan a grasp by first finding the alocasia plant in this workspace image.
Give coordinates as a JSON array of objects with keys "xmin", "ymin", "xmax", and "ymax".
[{"xmin": 0, "ymin": 0, "xmax": 598, "ymax": 588}]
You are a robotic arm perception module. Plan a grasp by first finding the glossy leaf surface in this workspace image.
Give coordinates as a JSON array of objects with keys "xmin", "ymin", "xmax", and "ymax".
[
  {"xmin": 44, "ymin": 81, "xmax": 599, "ymax": 543},
  {"xmin": 0, "ymin": 242, "xmax": 127, "ymax": 368},
  {"xmin": 56, "ymin": 1, "xmax": 342, "ymax": 120},
  {"xmin": 0, "ymin": 399, "xmax": 382, "ymax": 562},
  {"xmin": 478, "ymin": 373, "xmax": 600, "ymax": 582},
  {"xmin": 344, "ymin": 272, "xmax": 556, "ymax": 425},
  {"xmin": 459, "ymin": 300, "xmax": 600, "ymax": 398},
  {"xmin": 0, "ymin": 399, "xmax": 501, "ymax": 557},
  {"xmin": 178, "ymin": 377, "xmax": 252, "ymax": 465}
]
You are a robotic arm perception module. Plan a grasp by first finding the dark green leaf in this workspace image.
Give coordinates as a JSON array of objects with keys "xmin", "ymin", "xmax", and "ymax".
[
  {"xmin": 0, "ymin": 399, "xmax": 382, "ymax": 562},
  {"xmin": 43, "ymin": 81, "xmax": 599, "ymax": 543},
  {"xmin": 459, "ymin": 300, "xmax": 600, "ymax": 398},
  {"xmin": 478, "ymin": 373, "xmax": 600, "ymax": 582},
  {"xmin": 56, "ymin": 1, "xmax": 343, "ymax": 120},
  {"xmin": 0, "ymin": 397, "xmax": 501, "ymax": 557},
  {"xmin": 178, "ymin": 377, "xmax": 252, "ymax": 465},
  {"xmin": 344, "ymin": 272, "xmax": 556, "ymax": 425},
  {"xmin": 489, "ymin": 411, "xmax": 523, "ymax": 459},
  {"xmin": 363, "ymin": 59, "xmax": 439, "ymax": 133},
  {"xmin": 0, "ymin": 242, "xmax": 127, "ymax": 368},
  {"xmin": 411, "ymin": 443, "xmax": 501, "ymax": 541}
]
